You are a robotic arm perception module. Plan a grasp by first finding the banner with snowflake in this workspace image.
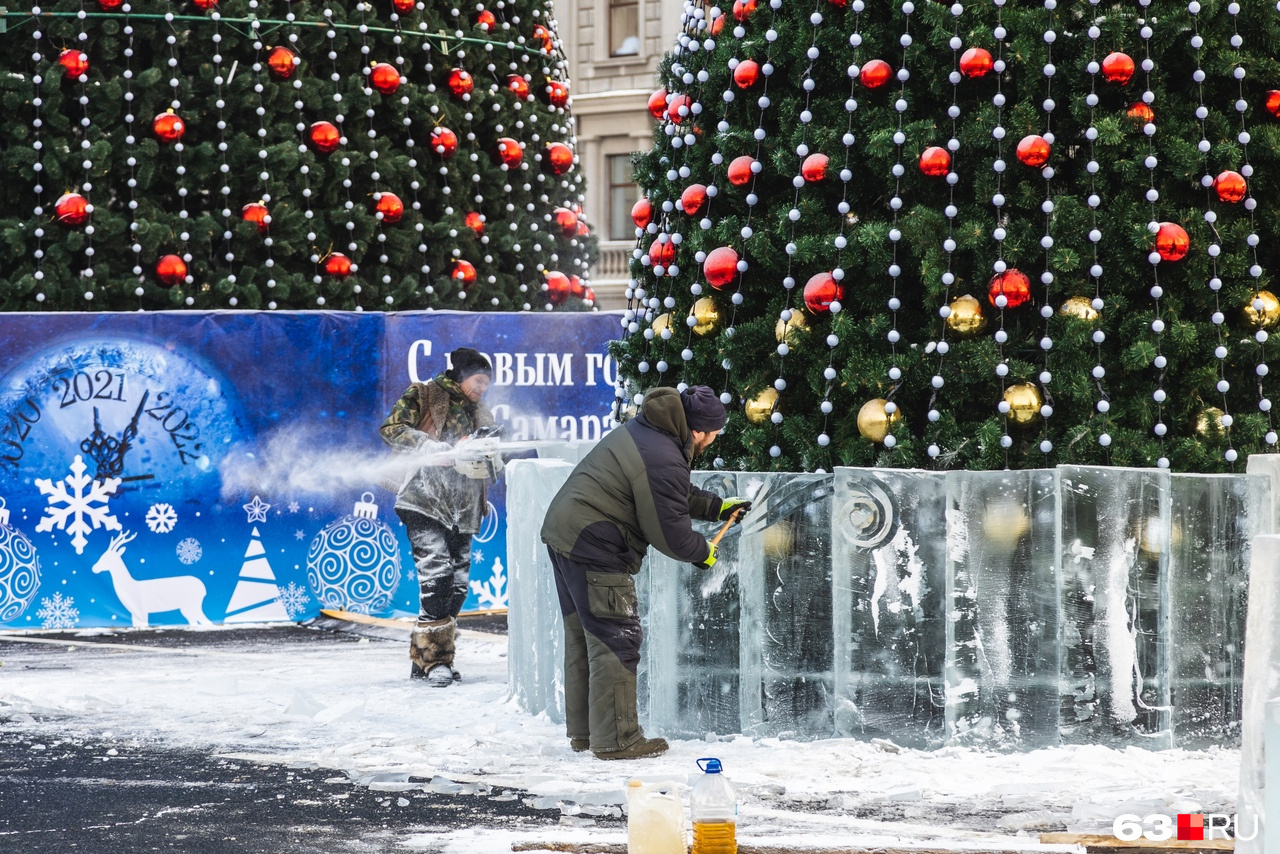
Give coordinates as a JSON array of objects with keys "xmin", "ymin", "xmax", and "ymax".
[{"xmin": 0, "ymin": 311, "xmax": 619, "ymax": 629}]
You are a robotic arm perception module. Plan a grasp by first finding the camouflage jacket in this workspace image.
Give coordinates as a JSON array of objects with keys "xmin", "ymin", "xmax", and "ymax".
[{"xmin": 379, "ymin": 374, "xmax": 494, "ymax": 533}]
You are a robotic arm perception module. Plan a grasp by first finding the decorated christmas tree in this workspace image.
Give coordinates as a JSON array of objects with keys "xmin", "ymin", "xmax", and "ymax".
[
  {"xmin": 617, "ymin": 0, "xmax": 1280, "ymax": 473},
  {"xmin": 0, "ymin": 0, "xmax": 594, "ymax": 311}
]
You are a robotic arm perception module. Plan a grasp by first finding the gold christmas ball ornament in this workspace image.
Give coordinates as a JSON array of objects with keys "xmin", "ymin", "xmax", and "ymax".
[
  {"xmin": 1196, "ymin": 406, "xmax": 1226, "ymax": 438},
  {"xmin": 981, "ymin": 499, "xmax": 1031, "ymax": 548},
  {"xmin": 691, "ymin": 297, "xmax": 722, "ymax": 336},
  {"xmin": 856, "ymin": 398, "xmax": 901, "ymax": 443},
  {"xmin": 744, "ymin": 387, "xmax": 779, "ymax": 424},
  {"xmin": 945, "ymin": 294, "xmax": 987, "ymax": 338},
  {"xmin": 845, "ymin": 211, "xmax": 861, "ymax": 227},
  {"xmin": 1242, "ymin": 290, "xmax": 1280, "ymax": 330},
  {"xmin": 1003, "ymin": 383, "xmax": 1043, "ymax": 426},
  {"xmin": 650, "ymin": 312, "xmax": 672, "ymax": 337},
  {"xmin": 774, "ymin": 310, "xmax": 810, "ymax": 344},
  {"xmin": 1059, "ymin": 296, "xmax": 1099, "ymax": 321}
]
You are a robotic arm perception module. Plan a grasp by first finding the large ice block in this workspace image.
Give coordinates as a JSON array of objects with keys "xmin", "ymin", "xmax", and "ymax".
[
  {"xmin": 1169, "ymin": 473, "xmax": 1271, "ymax": 747},
  {"xmin": 945, "ymin": 469, "xmax": 1060, "ymax": 748},
  {"xmin": 831, "ymin": 468, "xmax": 948, "ymax": 749},
  {"xmin": 1237, "ymin": 535, "xmax": 1280, "ymax": 854},
  {"xmin": 505, "ymin": 458, "xmax": 577, "ymax": 724},
  {"xmin": 1058, "ymin": 466, "xmax": 1171, "ymax": 747},
  {"xmin": 1246, "ymin": 454, "xmax": 1280, "ymax": 536}
]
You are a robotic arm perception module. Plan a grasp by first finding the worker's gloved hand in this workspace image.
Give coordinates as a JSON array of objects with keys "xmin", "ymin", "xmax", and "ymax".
[
  {"xmin": 453, "ymin": 436, "xmax": 503, "ymax": 479},
  {"xmin": 718, "ymin": 497, "xmax": 752, "ymax": 523},
  {"xmin": 694, "ymin": 541, "xmax": 718, "ymax": 570},
  {"xmin": 454, "ymin": 457, "xmax": 493, "ymax": 479}
]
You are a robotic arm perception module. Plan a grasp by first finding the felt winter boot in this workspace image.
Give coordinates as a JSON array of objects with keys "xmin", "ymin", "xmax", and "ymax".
[{"xmin": 409, "ymin": 617, "xmax": 457, "ymax": 686}]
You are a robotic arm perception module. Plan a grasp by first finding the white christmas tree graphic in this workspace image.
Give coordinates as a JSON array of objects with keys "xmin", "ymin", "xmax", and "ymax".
[
  {"xmin": 222, "ymin": 526, "xmax": 290, "ymax": 623},
  {"xmin": 34, "ymin": 455, "xmax": 121, "ymax": 554},
  {"xmin": 469, "ymin": 557, "xmax": 508, "ymax": 610}
]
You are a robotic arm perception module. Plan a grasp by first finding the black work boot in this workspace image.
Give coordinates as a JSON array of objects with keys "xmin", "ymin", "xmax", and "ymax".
[
  {"xmin": 570, "ymin": 738, "xmax": 590, "ymax": 752},
  {"xmin": 592, "ymin": 737, "xmax": 669, "ymax": 761}
]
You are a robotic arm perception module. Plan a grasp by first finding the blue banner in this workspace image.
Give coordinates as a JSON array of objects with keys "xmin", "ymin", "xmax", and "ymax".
[{"xmin": 0, "ymin": 311, "xmax": 619, "ymax": 630}]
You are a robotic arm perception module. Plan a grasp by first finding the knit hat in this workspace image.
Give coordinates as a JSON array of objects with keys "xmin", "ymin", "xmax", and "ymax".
[
  {"xmin": 446, "ymin": 347, "xmax": 493, "ymax": 383},
  {"xmin": 681, "ymin": 385, "xmax": 727, "ymax": 432}
]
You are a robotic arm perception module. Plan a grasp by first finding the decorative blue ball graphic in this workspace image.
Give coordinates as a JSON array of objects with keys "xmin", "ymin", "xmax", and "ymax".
[
  {"xmin": 0, "ymin": 500, "xmax": 41, "ymax": 623},
  {"xmin": 306, "ymin": 493, "xmax": 401, "ymax": 615}
]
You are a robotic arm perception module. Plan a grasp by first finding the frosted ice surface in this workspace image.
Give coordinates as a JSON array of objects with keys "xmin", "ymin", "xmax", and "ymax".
[
  {"xmin": 1245, "ymin": 454, "xmax": 1280, "ymax": 535},
  {"xmin": 832, "ymin": 468, "xmax": 947, "ymax": 749},
  {"xmin": 1236, "ymin": 534, "xmax": 1280, "ymax": 854},
  {"xmin": 945, "ymin": 469, "xmax": 1059, "ymax": 748}
]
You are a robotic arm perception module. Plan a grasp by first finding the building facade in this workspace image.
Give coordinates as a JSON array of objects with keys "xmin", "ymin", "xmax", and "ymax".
[{"xmin": 555, "ymin": 0, "xmax": 684, "ymax": 308}]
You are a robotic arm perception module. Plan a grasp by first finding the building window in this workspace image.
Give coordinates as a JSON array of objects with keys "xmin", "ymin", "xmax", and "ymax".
[
  {"xmin": 608, "ymin": 154, "xmax": 638, "ymax": 241},
  {"xmin": 609, "ymin": 0, "xmax": 640, "ymax": 56}
]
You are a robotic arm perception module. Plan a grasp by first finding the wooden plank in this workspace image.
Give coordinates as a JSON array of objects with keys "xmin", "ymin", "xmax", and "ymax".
[
  {"xmin": 512, "ymin": 844, "xmax": 1075, "ymax": 854},
  {"xmin": 1038, "ymin": 834, "xmax": 1233, "ymax": 851},
  {"xmin": 318, "ymin": 609, "xmax": 414, "ymax": 629}
]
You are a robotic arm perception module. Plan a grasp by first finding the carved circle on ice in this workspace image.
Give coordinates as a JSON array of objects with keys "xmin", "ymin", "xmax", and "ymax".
[
  {"xmin": 472, "ymin": 501, "xmax": 499, "ymax": 544},
  {"xmin": 306, "ymin": 494, "xmax": 402, "ymax": 614},
  {"xmin": 837, "ymin": 474, "xmax": 899, "ymax": 550},
  {"xmin": 0, "ymin": 499, "xmax": 41, "ymax": 622}
]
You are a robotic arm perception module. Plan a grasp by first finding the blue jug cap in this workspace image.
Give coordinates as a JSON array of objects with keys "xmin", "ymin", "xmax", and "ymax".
[{"xmin": 697, "ymin": 757, "xmax": 723, "ymax": 774}]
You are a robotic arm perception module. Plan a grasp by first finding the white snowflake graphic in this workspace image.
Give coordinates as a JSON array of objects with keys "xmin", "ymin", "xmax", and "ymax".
[
  {"xmin": 145, "ymin": 503, "xmax": 178, "ymax": 534},
  {"xmin": 176, "ymin": 537, "xmax": 203, "ymax": 565},
  {"xmin": 35, "ymin": 455, "xmax": 122, "ymax": 554},
  {"xmin": 469, "ymin": 557, "xmax": 508, "ymax": 610},
  {"xmin": 471, "ymin": 549, "xmax": 484, "ymax": 564},
  {"xmin": 279, "ymin": 581, "xmax": 311, "ymax": 619},
  {"xmin": 36, "ymin": 591, "xmax": 80, "ymax": 629},
  {"xmin": 295, "ymin": 529, "xmax": 305, "ymax": 540},
  {"xmin": 288, "ymin": 501, "xmax": 300, "ymax": 513},
  {"xmin": 243, "ymin": 496, "xmax": 271, "ymax": 523}
]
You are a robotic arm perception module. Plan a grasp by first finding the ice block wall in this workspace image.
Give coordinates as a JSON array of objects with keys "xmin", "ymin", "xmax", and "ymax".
[
  {"xmin": 1238, "ymin": 535, "xmax": 1280, "ymax": 854},
  {"xmin": 509, "ymin": 457, "xmax": 1277, "ymax": 748}
]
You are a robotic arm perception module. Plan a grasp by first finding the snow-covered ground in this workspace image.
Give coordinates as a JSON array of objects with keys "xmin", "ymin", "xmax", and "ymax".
[{"xmin": 0, "ymin": 624, "xmax": 1239, "ymax": 853}]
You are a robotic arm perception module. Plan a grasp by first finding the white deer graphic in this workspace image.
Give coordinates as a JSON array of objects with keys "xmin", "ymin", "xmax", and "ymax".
[{"xmin": 92, "ymin": 531, "xmax": 212, "ymax": 627}]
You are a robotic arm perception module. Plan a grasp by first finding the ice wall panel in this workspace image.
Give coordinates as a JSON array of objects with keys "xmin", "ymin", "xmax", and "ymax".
[
  {"xmin": 1246, "ymin": 454, "xmax": 1280, "ymax": 536},
  {"xmin": 945, "ymin": 470, "xmax": 1060, "ymax": 748},
  {"xmin": 832, "ymin": 468, "xmax": 947, "ymax": 748},
  {"xmin": 1237, "ymin": 535, "xmax": 1280, "ymax": 854},
  {"xmin": 1169, "ymin": 474, "xmax": 1269, "ymax": 747}
]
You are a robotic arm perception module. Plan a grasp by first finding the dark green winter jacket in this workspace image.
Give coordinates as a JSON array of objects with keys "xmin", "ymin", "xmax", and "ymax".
[{"xmin": 540, "ymin": 387, "xmax": 722, "ymax": 573}]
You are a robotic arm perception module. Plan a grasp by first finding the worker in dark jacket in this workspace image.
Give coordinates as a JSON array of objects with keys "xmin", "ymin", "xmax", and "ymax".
[{"xmin": 540, "ymin": 385, "xmax": 751, "ymax": 759}]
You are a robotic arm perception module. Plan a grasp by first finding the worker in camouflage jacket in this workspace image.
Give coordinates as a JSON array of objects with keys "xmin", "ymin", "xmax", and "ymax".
[
  {"xmin": 541, "ymin": 385, "xmax": 752, "ymax": 759},
  {"xmin": 380, "ymin": 347, "xmax": 502, "ymax": 687}
]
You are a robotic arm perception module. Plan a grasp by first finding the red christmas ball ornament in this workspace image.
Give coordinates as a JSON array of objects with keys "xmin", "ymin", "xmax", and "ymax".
[
  {"xmin": 374, "ymin": 191, "xmax": 404, "ymax": 224},
  {"xmin": 324, "ymin": 252, "xmax": 353, "ymax": 277},
  {"xmin": 860, "ymin": 59, "xmax": 892, "ymax": 89},
  {"xmin": 648, "ymin": 237, "xmax": 675, "ymax": 268},
  {"xmin": 666, "ymin": 93, "xmax": 692, "ymax": 123},
  {"xmin": 465, "ymin": 211, "xmax": 486, "ymax": 236},
  {"xmin": 431, "ymin": 127, "xmax": 459, "ymax": 159},
  {"xmin": 987, "ymin": 269, "xmax": 1031, "ymax": 309},
  {"xmin": 703, "ymin": 246, "xmax": 739, "ymax": 289},
  {"xmin": 1101, "ymin": 51, "xmax": 1135, "ymax": 85},
  {"xmin": 827, "ymin": 0, "xmax": 847, "ymax": 7},
  {"xmin": 492, "ymin": 136, "xmax": 523, "ymax": 167},
  {"xmin": 681, "ymin": 184, "xmax": 708, "ymax": 216},
  {"xmin": 309, "ymin": 120, "xmax": 341, "ymax": 154},
  {"xmin": 370, "ymin": 62, "xmax": 401, "ymax": 95},
  {"xmin": 545, "ymin": 271, "xmax": 572, "ymax": 304},
  {"xmin": 545, "ymin": 142, "xmax": 574, "ymax": 175},
  {"xmin": 733, "ymin": 59, "xmax": 759, "ymax": 89},
  {"xmin": 554, "ymin": 207, "xmax": 579, "ymax": 238},
  {"xmin": 267, "ymin": 46, "xmax": 297, "ymax": 79},
  {"xmin": 577, "ymin": 221, "xmax": 590, "ymax": 238},
  {"xmin": 544, "ymin": 79, "xmax": 569, "ymax": 108},
  {"xmin": 1155, "ymin": 222, "xmax": 1190, "ymax": 262},
  {"xmin": 801, "ymin": 153, "xmax": 829, "ymax": 183},
  {"xmin": 473, "ymin": 9, "xmax": 496, "ymax": 29},
  {"xmin": 506, "ymin": 74, "xmax": 531, "ymax": 99},
  {"xmin": 532, "ymin": 24, "xmax": 554, "ymax": 53},
  {"xmin": 392, "ymin": 0, "xmax": 415, "ymax": 12},
  {"xmin": 96, "ymin": 0, "xmax": 122, "ymax": 9},
  {"xmin": 584, "ymin": 287, "xmax": 596, "ymax": 303},
  {"xmin": 1127, "ymin": 102, "xmax": 1155, "ymax": 122},
  {"xmin": 241, "ymin": 201, "xmax": 269, "ymax": 234},
  {"xmin": 155, "ymin": 254, "xmax": 188, "ymax": 287},
  {"xmin": 647, "ymin": 88, "xmax": 668, "ymax": 120},
  {"xmin": 55, "ymin": 192, "xmax": 89, "ymax": 226},
  {"xmin": 803, "ymin": 272, "xmax": 843, "ymax": 314},
  {"xmin": 727, "ymin": 155, "xmax": 756, "ymax": 186},
  {"xmin": 153, "ymin": 111, "xmax": 185, "ymax": 143},
  {"xmin": 710, "ymin": 11, "xmax": 725, "ymax": 35},
  {"xmin": 732, "ymin": 0, "xmax": 756, "ymax": 21},
  {"xmin": 918, "ymin": 146, "xmax": 951, "ymax": 177},
  {"xmin": 1016, "ymin": 134, "xmax": 1051, "ymax": 168},
  {"xmin": 447, "ymin": 68, "xmax": 474, "ymax": 99},
  {"xmin": 449, "ymin": 259, "xmax": 478, "ymax": 288},
  {"xmin": 959, "ymin": 47, "xmax": 992, "ymax": 79},
  {"xmin": 191, "ymin": 0, "xmax": 217, "ymax": 9},
  {"xmin": 1215, "ymin": 170, "xmax": 1247, "ymax": 204},
  {"xmin": 58, "ymin": 49, "xmax": 89, "ymax": 79},
  {"xmin": 1265, "ymin": 90, "xmax": 1280, "ymax": 119},
  {"xmin": 631, "ymin": 198, "xmax": 652, "ymax": 229},
  {"xmin": 569, "ymin": 275, "xmax": 586, "ymax": 298}
]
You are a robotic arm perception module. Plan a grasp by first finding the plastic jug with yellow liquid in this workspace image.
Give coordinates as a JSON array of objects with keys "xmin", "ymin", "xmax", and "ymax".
[
  {"xmin": 690, "ymin": 757, "xmax": 737, "ymax": 854},
  {"xmin": 626, "ymin": 778, "xmax": 686, "ymax": 854}
]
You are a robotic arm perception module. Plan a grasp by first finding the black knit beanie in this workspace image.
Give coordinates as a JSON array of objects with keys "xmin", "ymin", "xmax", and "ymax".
[
  {"xmin": 681, "ymin": 385, "xmax": 727, "ymax": 432},
  {"xmin": 446, "ymin": 347, "xmax": 493, "ymax": 383}
]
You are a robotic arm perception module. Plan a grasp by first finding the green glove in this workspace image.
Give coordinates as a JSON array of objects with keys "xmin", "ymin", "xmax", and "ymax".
[
  {"xmin": 695, "ymin": 541, "xmax": 718, "ymax": 570},
  {"xmin": 718, "ymin": 497, "xmax": 753, "ymax": 523}
]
